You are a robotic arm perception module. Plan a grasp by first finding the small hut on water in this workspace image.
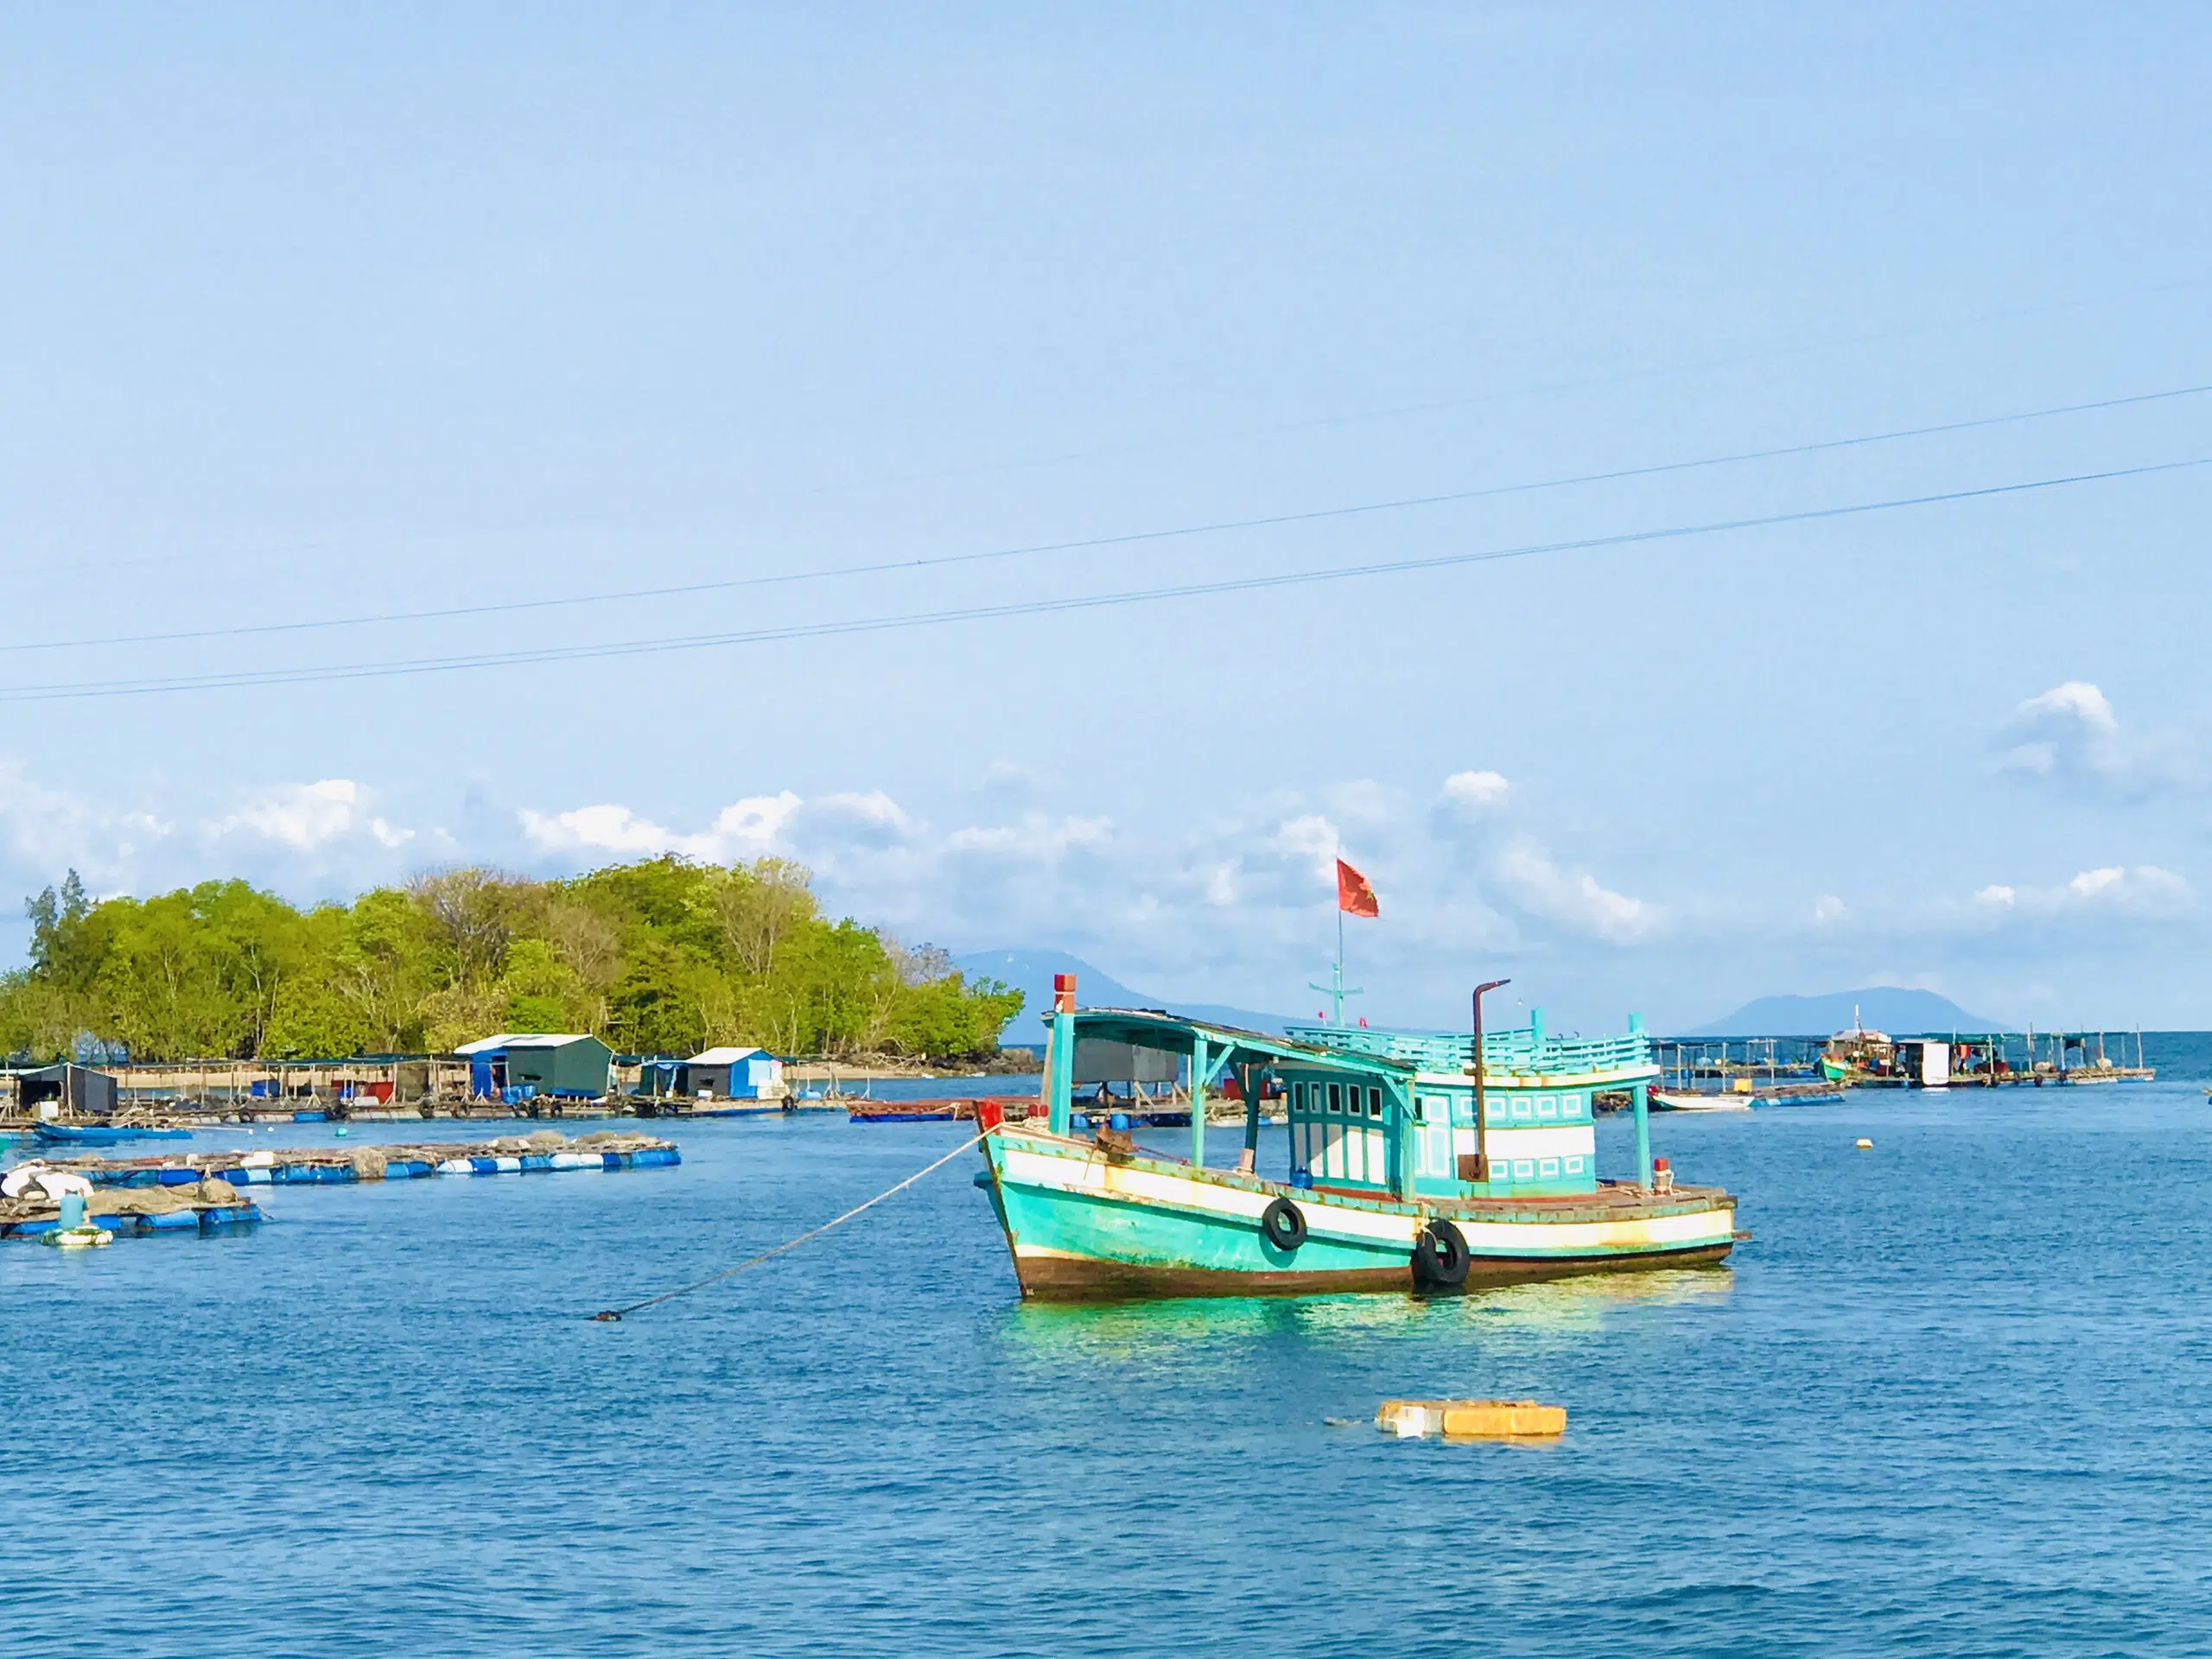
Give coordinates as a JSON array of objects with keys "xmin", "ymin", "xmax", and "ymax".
[{"xmin": 454, "ymin": 1033, "xmax": 614, "ymax": 1101}]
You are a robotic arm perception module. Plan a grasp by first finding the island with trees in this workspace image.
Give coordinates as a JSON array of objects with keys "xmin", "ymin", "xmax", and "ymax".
[{"xmin": 0, "ymin": 857, "xmax": 1023, "ymax": 1069}]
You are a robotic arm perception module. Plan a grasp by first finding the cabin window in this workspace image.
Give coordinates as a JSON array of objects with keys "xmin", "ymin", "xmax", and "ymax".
[
  {"xmin": 1292, "ymin": 1082, "xmax": 1306, "ymax": 1111},
  {"xmin": 1327, "ymin": 1083, "xmax": 1342, "ymax": 1114},
  {"xmin": 1367, "ymin": 1087, "xmax": 1382, "ymax": 1117}
]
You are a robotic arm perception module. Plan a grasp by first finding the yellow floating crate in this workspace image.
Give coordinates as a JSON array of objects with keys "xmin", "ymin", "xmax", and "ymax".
[{"xmin": 1376, "ymin": 1399, "xmax": 1567, "ymax": 1439}]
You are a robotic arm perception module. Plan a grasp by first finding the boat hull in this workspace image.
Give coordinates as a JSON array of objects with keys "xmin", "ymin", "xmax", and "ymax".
[
  {"xmin": 1649, "ymin": 1090, "xmax": 1753, "ymax": 1113},
  {"xmin": 1010, "ymin": 1239, "xmax": 1736, "ymax": 1299},
  {"xmin": 32, "ymin": 1124, "xmax": 193, "ymax": 1145},
  {"xmin": 982, "ymin": 1126, "xmax": 1738, "ymax": 1302}
]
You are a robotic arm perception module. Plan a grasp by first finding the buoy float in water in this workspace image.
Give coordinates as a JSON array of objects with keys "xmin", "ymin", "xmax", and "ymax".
[
  {"xmin": 1376, "ymin": 1399, "xmax": 1567, "ymax": 1440},
  {"xmin": 1856, "ymin": 1138, "xmax": 1873, "ymax": 1149}
]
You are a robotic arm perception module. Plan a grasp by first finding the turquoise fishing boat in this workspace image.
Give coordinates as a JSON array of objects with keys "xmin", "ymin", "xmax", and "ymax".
[{"xmin": 974, "ymin": 978, "xmax": 1739, "ymax": 1300}]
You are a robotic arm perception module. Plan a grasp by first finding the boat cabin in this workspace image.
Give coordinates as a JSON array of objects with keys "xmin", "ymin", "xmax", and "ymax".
[{"xmin": 1039, "ymin": 1001, "xmax": 1662, "ymax": 1201}]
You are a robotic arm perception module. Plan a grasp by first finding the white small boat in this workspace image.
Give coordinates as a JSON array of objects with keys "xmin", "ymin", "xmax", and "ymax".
[{"xmin": 1649, "ymin": 1089, "xmax": 1752, "ymax": 1113}]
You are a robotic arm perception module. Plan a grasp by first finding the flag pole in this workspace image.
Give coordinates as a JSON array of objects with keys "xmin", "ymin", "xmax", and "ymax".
[{"xmin": 1310, "ymin": 860, "xmax": 1366, "ymax": 1027}]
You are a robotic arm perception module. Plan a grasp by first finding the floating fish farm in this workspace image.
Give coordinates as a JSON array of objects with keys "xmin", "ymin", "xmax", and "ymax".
[{"xmin": 1, "ymin": 1130, "xmax": 680, "ymax": 1240}]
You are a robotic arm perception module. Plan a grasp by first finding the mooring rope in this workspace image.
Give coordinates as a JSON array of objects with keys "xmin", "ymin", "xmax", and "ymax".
[{"xmin": 593, "ymin": 1125, "xmax": 995, "ymax": 1321}]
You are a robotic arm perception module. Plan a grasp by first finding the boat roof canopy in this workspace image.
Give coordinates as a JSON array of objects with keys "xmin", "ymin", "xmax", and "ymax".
[{"xmin": 1068, "ymin": 1007, "xmax": 1417, "ymax": 1077}]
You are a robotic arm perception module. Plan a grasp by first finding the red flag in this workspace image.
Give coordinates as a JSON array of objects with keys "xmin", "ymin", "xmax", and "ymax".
[{"xmin": 1336, "ymin": 858, "xmax": 1379, "ymax": 918}]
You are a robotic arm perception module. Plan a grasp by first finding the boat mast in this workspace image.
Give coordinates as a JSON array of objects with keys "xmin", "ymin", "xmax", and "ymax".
[{"xmin": 1310, "ymin": 907, "xmax": 1363, "ymax": 1027}]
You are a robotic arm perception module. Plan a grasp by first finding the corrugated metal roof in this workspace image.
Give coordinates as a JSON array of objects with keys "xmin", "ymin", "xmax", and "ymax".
[
  {"xmin": 687, "ymin": 1046, "xmax": 767, "ymax": 1065},
  {"xmin": 454, "ymin": 1033, "xmax": 599, "ymax": 1056}
]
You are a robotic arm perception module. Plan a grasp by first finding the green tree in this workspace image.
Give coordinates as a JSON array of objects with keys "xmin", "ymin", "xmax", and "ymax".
[{"xmin": 605, "ymin": 938, "xmax": 709, "ymax": 1054}]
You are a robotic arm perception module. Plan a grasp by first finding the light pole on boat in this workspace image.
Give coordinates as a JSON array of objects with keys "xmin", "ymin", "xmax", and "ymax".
[{"xmin": 1469, "ymin": 980, "xmax": 1509, "ymax": 1184}]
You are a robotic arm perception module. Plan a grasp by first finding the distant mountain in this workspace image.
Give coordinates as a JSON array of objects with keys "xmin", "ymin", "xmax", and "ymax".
[
  {"xmin": 952, "ymin": 949, "xmax": 1294, "ymax": 1041},
  {"xmin": 1681, "ymin": 987, "xmax": 2009, "ymax": 1038}
]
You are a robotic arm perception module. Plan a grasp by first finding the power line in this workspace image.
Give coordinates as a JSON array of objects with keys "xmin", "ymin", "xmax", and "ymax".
[
  {"xmin": 4, "ymin": 453, "xmax": 2202, "ymax": 704},
  {"xmin": 3, "ymin": 378, "xmax": 2207, "ymax": 657},
  {"xmin": 16, "ymin": 270, "xmax": 2210, "ymax": 592}
]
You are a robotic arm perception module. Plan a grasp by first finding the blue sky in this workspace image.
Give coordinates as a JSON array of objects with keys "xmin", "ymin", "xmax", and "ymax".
[{"xmin": 3, "ymin": 4, "xmax": 2209, "ymax": 1033}]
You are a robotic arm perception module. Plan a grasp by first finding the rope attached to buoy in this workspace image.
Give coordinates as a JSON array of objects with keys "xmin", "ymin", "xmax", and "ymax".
[{"xmin": 592, "ymin": 1126, "xmax": 995, "ymax": 1321}]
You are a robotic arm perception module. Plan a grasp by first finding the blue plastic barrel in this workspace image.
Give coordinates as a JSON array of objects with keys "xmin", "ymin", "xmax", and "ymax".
[{"xmin": 1109, "ymin": 1112, "xmax": 1130, "ymax": 1131}]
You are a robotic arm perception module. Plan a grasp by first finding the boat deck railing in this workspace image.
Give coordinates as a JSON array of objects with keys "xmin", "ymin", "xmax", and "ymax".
[{"xmin": 1283, "ymin": 1024, "xmax": 1652, "ymax": 1077}]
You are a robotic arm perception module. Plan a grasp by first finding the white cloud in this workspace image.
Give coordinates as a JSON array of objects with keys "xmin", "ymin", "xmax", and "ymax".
[
  {"xmin": 2020, "ymin": 680, "xmax": 2118, "ymax": 737},
  {"xmin": 2068, "ymin": 866, "xmax": 2124, "ymax": 899},
  {"xmin": 946, "ymin": 813, "xmax": 1110, "ymax": 862},
  {"xmin": 1274, "ymin": 814, "xmax": 1341, "ymax": 876},
  {"xmin": 1442, "ymin": 770, "xmax": 1512, "ymax": 813},
  {"xmin": 519, "ymin": 791, "xmax": 801, "ymax": 862},
  {"xmin": 0, "ymin": 760, "xmax": 143, "ymax": 874},
  {"xmin": 2074, "ymin": 864, "xmax": 2190, "ymax": 913},
  {"xmin": 815, "ymin": 791, "xmax": 910, "ymax": 832},
  {"xmin": 1813, "ymin": 893, "xmax": 1847, "ymax": 923},
  {"xmin": 1998, "ymin": 681, "xmax": 2192, "ymax": 795},
  {"xmin": 220, "ymin": 779, "xmax": 411, "ymax": 850},
  {"xmin": 703, "ymin": 792, "xmax": 804, "ymax": 854},
  {"xmin": 1967, "ymin": 864, "xmax": 2190, "ymax": 921},
  {"xmin": 1494, "ymin": 842, "xmax": 1656, "ymax": 943}
]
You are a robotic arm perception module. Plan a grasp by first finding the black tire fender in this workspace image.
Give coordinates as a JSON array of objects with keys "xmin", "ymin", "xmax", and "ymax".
[
  {"xmin": 1260, "ymin": 1195, "xmax": 1308, "ymax": 1252},
  {"xmin": 1413, "ymin": 1217, "xmax": 1471, "ymax": 1289}
]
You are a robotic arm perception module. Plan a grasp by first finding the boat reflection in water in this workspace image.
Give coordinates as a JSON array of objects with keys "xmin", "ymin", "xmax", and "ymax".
[{"xmin": 997, "ymin": 1265, "xmax": 1737, "ymax": 1367}]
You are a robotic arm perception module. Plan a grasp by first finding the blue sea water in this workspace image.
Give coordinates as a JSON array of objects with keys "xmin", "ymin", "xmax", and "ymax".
[{"xmin": 7, "ymin": 1046, "xmax": 2212, "ymax": 1656}]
